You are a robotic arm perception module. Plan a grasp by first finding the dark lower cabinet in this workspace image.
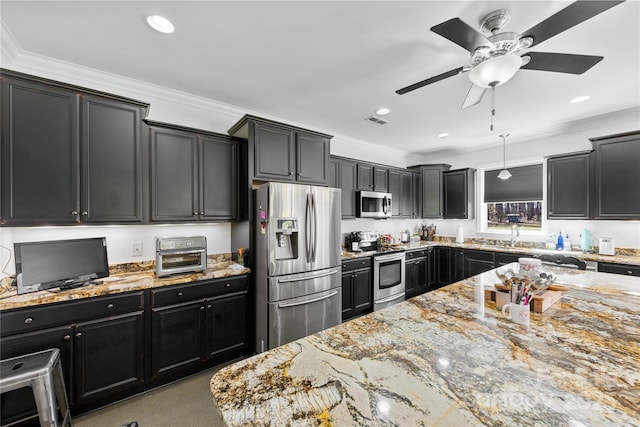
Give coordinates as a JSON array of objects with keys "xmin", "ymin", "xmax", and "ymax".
[
  {"xmin": 341, "ymin": 258, "xmax": 372, "ymax": 321},
  {"xmin": 405, "ymin": 250, "xmax": 428, "ymax": 298},
  {"xmin": 436, "ymin": 247, "xmax": 452, "ymax": 287},
  {"xmin": 464, "ymin": 250, "xmax": 495, "ymax": 277},
  {"xmin": 495, "ymin": 252, "xmax": 527, "ymax": 267},
  {"xmin": 73, "ymin": 311, "xmax": 145, "ymax": 405},
  {"xmin": 150, "ymin": 277, "xmax": 250, "ymax": 382},
  {"xmin": 598, "ymin": 262, "xmax": 640, "ymax": 277}
]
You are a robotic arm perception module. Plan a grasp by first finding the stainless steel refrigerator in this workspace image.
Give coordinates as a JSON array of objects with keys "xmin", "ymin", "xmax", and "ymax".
[{"xmin": 254, "ymin": 182, "xmax": 342, "ymax": 353}]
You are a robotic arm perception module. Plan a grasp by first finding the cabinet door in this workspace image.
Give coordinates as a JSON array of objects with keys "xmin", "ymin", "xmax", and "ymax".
[
  {"xmin": 339, "ymin": 160, "xmax": 357, "ymax": 218},
  {"xmin": 422, "ymin": 167, "xmax": 445, "ymax": 218},
  {"xmin": 341, "ymin": 272, "xmax": 354, "ymax": 319},
  {"xmin": 356, "ymin": 163, "xmax": 374, "ymax": 190},
  {"xmin": 151, "ymin": 301, "xmax": 204, "ymax": 380},
  {"xmin": 352, "ymin": 269, "xmax": 372, "ymax": 311},
  {"xmin": 150, "ymin": 127, "xmax": 199, "ymax": 221},
  {"xmin": 452, "ymin": 249, "xmax": 465, "ymax": 282},
  {"xmin": 598, "ymin": 262, "xmax": 640, "ymax": 277},
  {"xmin": 592, "ymin": 134, "xmax": 640, "ymax": 219},
  {"xmin": 296, "ymin": 133, "xmax": 329, "ymax": 185},
  {"xmin": 254, "ymin": 122, "xmax": 296, "ymax": 182},
  {"xmin": 81, "ymin": 96, "xmax": 144, "ymax": 223},
  {"xmin": 547, "ymin": 153, "xmax": 591, "ymax": 219},
  {"xmin": 436, "ymin": 247, "xmax": 451, "ymax": 286},
  {"xmin": 388, "ymin": 169, "xmax": 402, "ymax": 216},
  {"xmin": 0, "ymin": 326, "xmax": 72, "ymax": 426},
  {"xmin": 495, "ymin": 252, "xmax": 525, "ymax": 267},
  {"xmin": 73, "ymin": 311, "xmax": 145, "ymax": 404},
  {"xmin": 404, "ymin": 260, "xmax": 417, "ymax": 297},
  {"xmin": 1, "ymin": 78, "xmax": 80, "ymax": 224},
  {"xmin": 205, "ymin": 292, "xmax": 249, "ymax": 362},
  {"xmin": 200, "ymin": 136, "xmax": 237, "ymax": 220},
  {"xmin": 328, "ymin": 158, "xmax": 339, "ymax": 188},
  {"xmin": 373, "ymin": 167, "xmax": 388, "ymax": 192},
  {"xmin": 415, "ymin": 257, "xmax": 428, "ymax": 293},
  {"xmin": 444, "ymin": 169, "xmax": 473, "ymax": 219},
  {"xmin": 412, "ymin": 172, "xmax": 421, "ymax": 218},
  {"xmin": 400, "ymin": 172, "xmax": 413, "ymax": 217},
  {"xmin": 427, "ymin": 248, "xmax": 436, "ymax": 289}
]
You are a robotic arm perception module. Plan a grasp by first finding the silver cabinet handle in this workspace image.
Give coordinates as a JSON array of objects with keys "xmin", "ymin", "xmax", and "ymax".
[
  {"xmin": 106, "ymin": 303, "xmax": 114, "ymax": 309},
  {"xmin": 64, "ymin": 335, "xmax": 71, "ymax": 341},
  {"xmin": 277, "ymin": 269, "xmax": 338, "ymax": 283},
  {"xmin": 71, "ymin": 210, "xmax": 78, "ymax": 215},
  {"xmin": 75, "ymin": 332, "xmax": 82, "ymax": 338},
  {"xmin": 177, "ymin": 292, "xmax": 184, "ymax": 297},
  {"xmin": 200, "ymin": 307, "xmax": 205, "ymax": 311},
  {"xmin": 278, "ymin": 290, "xmax": 339, "ymax": 308},
  {"xmin": 627, "ymin": 270, "xmax": 634, "ymax": 275},
  {"xmin": 81, "ymin": 211, "xmax": 88, "ymax": 216},
  {"xmin": 225, "ymin": 283, "xmax": 231, "ymax": 288},
  {"xmin": 207, "ymin": 304, "xmax": 212, "ymax": 309},
  {"xmin": 24, "ymin": 317, "xmax": 33, "ymax": 324}
]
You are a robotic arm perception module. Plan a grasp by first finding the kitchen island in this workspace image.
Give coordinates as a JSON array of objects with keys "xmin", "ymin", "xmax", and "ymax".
[{"xmin": 210, "ymin": 265, "xmax": 640, "ymax": 426}]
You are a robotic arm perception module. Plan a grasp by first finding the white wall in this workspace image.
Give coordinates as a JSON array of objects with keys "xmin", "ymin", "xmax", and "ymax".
[{"xmin": 0, "ymin": 224, "xmax": 230, "ymax": 277}]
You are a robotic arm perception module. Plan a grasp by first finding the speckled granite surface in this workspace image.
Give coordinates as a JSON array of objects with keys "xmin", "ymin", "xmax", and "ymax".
[
  {"xmin": 0, "ymin": 254, "xmax": 250, "ymax": 310},
  {"xmin": 342, "ymin": 240, "xmax": 640, "ymax": 266},
  {"xmin": 210, "ymin": 265, "xmax": 640, "ymax": 426}
]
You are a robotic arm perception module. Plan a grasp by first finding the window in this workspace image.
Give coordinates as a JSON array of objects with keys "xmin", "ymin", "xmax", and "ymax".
[{"xmin": 480, "ymin": 163, "xmax": 544, "ymax": 232}]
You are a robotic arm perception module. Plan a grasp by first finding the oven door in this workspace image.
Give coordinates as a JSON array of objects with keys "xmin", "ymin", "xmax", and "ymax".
[
  {"xmin": 155, "ymin": 249, "xmax": 206, "ymax": 276},
  {"xmin": 373, "ymin": 252, "xmax": 405, "ymax": 302}
]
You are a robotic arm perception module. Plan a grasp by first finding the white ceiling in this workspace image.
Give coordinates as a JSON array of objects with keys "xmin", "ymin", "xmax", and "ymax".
[{"xmin": 1, "ymin": 1, "xmax": 639, "ymax": 155}]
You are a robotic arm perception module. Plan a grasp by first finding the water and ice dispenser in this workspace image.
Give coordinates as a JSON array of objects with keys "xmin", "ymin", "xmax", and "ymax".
[{"xmin": 275, "ymin": 218, "xmax": 299, "ymax": 260}]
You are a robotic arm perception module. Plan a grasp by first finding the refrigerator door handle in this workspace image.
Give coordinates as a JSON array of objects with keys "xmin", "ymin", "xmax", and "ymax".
[
  {"xmin": 305, "ymin": 193, "xmax": 311, "ymax": 263},
  {"xmin": 311, "ymin": 193, "xmax": 317, "ymax": 262},
  {"xmin": 277, "ymin": 290, "xmax": 339, "ymax": 308},
  {"xmin": 276, "ymin": 269, "xmax": 339, "ymax": 283}
]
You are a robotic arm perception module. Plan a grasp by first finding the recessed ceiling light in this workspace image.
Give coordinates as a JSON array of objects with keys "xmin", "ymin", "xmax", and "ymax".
[
  {"xmin": 375, "ymin": 107, "xmax": 390, "ymax": 116},
  {"xmin": 569, "ymin": 95, "xmax": 590, "ymax": 104},
  {"xmin": 147, "ymin": 15, "xmax": 175, "ymax": 34},
  {"xmin": 437, "ymin": 133, "xmax": 450, "ymax": 138}
]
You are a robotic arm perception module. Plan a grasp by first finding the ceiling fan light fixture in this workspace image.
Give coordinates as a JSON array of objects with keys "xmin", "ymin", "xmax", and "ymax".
[{"xmin": 469, "ymin": 54, "xmax": 523, "ymax": 88}]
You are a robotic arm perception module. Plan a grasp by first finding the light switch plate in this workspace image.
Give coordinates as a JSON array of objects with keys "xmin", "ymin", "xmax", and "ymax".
[{"xmin": 131, "ymin": 242, "xmax": 143, "ymax": 257}]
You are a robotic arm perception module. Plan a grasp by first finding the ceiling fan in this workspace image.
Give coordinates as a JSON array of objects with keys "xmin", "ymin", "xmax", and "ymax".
[{"xmin": 396, "ymin": 1, "xmax": 625, "ymax": 110}]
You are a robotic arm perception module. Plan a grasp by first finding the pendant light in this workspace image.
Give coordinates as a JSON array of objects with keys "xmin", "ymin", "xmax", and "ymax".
[{"xmin": 497, "ymin": 133, "xmax": 512, "ymax": 180}]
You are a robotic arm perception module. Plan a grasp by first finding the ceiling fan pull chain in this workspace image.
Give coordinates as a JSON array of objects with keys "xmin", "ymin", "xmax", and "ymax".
[{"xmin": 490, "ymin": 83, "xmax": 496, "ymax": 131}]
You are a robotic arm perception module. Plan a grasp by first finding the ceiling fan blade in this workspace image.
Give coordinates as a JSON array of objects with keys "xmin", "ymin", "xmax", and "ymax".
[
  {"xmin": 396, "ymin": 66, "xmax": 466, "ymax": 95},
  {"xmin": 431, "ymin": 18, "xmax": 493, "ymax": 52},
  {"xmin": 521, "ymin": 52, "xmax": 603, "ymax": 74},
  {"xmin": 521, "ymin": 0, "xmax": 625, "ymax": 48},
  {"xmin": 461, "ymin": 84, "xmax": 486, "ymax": 109}
]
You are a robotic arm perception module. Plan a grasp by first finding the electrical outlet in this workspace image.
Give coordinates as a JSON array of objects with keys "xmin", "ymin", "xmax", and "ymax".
[{"xmin": 131, "ymin": 242, "xmax": 143, "ymax": 257}]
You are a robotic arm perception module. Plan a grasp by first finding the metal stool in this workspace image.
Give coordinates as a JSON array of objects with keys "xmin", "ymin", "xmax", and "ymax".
[{"xmin": 0, "ymin": 348, "xmax": 72, "ymax": 427}]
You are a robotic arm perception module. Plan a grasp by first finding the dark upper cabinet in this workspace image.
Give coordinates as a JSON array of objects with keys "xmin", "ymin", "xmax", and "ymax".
[
  {"xmin": 412, "ymin": 172, "xmax": 421, "ymax": 218},
  {"xmin": 1, "ymin": 72, "xmax": 147, "ymax": 225},
  {"xmin": 81, "ymin": 96, "xmax": 144, "ymax": 223},
  {"xmin": 229, "ymin": 115, "xmax": 331, "ymax": 187},
  {"xmin": 356, "ymin": 163, "xmax": 374, "ymax": 190},
  {"xmin": 591, "ymin": 132, "xmax": 640, "ymax": 219},
  {"xmin": 388, "ymin": 169, "xmax": 401, "ymax": 216},
  {"xmin": 356, "ymin": 164, "xmax": 388, "ymax": 192},
  {"xmin": 547, "ymin": 151, "xmax": 592, "ymax": 219},
  {"xmin": 331, "ymin": 157, "xmax": 357, "ymax": 219},
  {"xmin": 443, "ymin": 168, "xmax": 475, "ymax": 219},
  {"xmin": 200, "ymin": 135, "xmax": 238, "ymax": 221},
  {"xmin": 328, "ymin": 158, "xmax": 339, "ymax": 188},
  {"xmin": 389, "ymin": 169, "xmax": 413, "ymax": 217},
  {"xmin": 409, "ymin": 164, "xmax": 451, "ymax": 218},
  {"xmin": 149, "ymin": 124, "xmax": 238, "ymax": 222}
]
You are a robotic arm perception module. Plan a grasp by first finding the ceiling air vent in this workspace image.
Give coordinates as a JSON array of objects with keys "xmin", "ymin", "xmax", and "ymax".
[{"xmin": 365, "ymin": 116, "xmax": 388, "ymax": 125}]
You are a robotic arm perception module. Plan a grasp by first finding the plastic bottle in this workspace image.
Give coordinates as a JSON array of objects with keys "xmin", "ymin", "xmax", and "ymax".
[
  {"xmin": 564, "ymin": 234, "xmax": 570, "ymax": 251},
  {"xmin": 556, "ymin": 232, "xmax": 564, "ymax": 251}
]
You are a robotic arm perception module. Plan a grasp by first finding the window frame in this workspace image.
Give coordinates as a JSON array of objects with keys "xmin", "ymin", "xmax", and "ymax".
[{"xmin": 476, "ymin": 158, "xmax": 547, "ymax": 236}]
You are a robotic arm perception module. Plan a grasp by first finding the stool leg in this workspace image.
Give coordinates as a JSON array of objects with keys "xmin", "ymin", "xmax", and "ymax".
[
  {"xmin": 32, "ymin": 372, "xmax": 58, "ymax": 427},
  {"xmin": 52, "ymin": 363, "xmax": 72, "ymax": 427}
]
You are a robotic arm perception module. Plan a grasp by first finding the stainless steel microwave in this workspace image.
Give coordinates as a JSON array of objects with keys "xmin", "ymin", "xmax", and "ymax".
[{"xmin": 356, "ymin": 191, "xmax": 392, "ymax": 218}]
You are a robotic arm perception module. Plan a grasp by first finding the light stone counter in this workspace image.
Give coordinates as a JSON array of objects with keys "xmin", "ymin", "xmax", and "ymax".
[
  {"xmin": 210, "ymin": 264, "xmax": 640, "ymax": 426},
  {"xmin": 0, "ymin": 254, "xmax": 250, "ymax": 311}
]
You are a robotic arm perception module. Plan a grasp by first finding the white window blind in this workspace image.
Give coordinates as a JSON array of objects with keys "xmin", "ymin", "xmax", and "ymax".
[{"xmin": 484, "ymin": 164, "xmax": 543, "ymax": 203}]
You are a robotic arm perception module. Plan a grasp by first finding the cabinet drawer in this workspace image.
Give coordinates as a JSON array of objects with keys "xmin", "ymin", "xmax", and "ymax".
[
  {"xmin": 406, "ymin": 248, "xmax": 429, "ymax": 260},
  {"xmin": 465, "ymin": 249, "xmax": 494, "ymax": 262},
  {"xmin": 598, "ymin": 262, "xmax": 640, "ymax": 277},
  {"xmin": 1, "ymin": 292, "xmax": 144, "ymax": 337},
  {"xmin": 341, "ymin": 257, "xmax": 372, "ymax": 272},
  {"xmin": 151, "ymin": 275, "xmax": 248, "ymax": 307}
]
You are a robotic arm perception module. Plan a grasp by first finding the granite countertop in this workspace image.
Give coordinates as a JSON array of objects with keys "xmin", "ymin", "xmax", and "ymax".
[
  {"xmin": 210, "ymin": 264, "xmax": 640, "ymax": 426},
  {"xmin": 0, "ymin": 254, "xmax": 250, "ymax": 311},
  {"xmin": 341, "ymin": 240, "xmax": 640, "ymax": 266}
]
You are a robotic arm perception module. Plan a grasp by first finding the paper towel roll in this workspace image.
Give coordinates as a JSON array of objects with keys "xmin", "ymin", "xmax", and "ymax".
[{"xmin": 456, "ymin": 226, "xmax": 464, "ymax": 244}]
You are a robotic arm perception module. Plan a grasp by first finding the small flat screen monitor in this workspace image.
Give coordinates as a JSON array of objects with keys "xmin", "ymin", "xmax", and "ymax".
[{"xmin": 14, "ymin": 237, "xmax": 109, "ymax": 294}]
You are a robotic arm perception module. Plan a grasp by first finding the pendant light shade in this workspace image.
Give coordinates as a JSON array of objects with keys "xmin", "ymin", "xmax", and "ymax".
[{"xmin": 498, "ymin": 133, "xmax": 511, "ymax": 180}]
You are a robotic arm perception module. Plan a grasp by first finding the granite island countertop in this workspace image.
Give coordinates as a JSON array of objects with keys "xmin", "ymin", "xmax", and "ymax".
[
  {"xmin": 0, "ymin": 254, "xmax": 250, "ymax": 311},
  {"xmin": 210, "ymin": 264, "xmax": 640, "ymax": 426}
]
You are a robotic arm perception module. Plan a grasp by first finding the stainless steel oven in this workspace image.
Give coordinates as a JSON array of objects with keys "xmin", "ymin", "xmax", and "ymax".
[
  {"xmin": 373, "ymin": 251, "xmax": 405, "ymax": 311},
  {"xmin": 155, "ymin": 236, "xmax": 207, "ymax": 277}
]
